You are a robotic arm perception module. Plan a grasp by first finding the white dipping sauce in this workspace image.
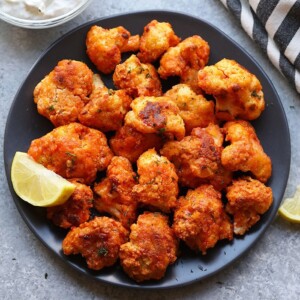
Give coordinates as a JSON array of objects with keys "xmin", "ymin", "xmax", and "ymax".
[{"xmin": 0, "ymin": 0, "xmax": 87, "ymax": 20}]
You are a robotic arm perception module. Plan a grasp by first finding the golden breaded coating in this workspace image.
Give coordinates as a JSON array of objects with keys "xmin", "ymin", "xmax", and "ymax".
[
  {"xmin": 125, "ymin": 96, "xmax": 185, "ymax": 141},
  {"xmin": 27, "ymin": 122, "xmax": 113, "ymax": 185},
  {"xmin": 198, "ymin": 58, "xmax": 265, "ymax": 121},
  {"xmin": 78, "ymin": 86, "xmax": 132, "ymax": 132},
  {"xmin": 164, "ymin": 84, "xmax": 215, "ymax": 134},
  {"xmin": 221, "ymin": 120, "xmax": 272, "ymax": 183},
  {"xmin": 160, "ymin": 124, "xmax": 232, "ymax": 191},
  {"xmin": 137, "ymin": 20, "xmax": 180, "ymax": 63},
  {"xmin": 158, "ymin": 35, "xmax": 210, "ymax": 79},
  {"xmin": 173, "ymin": 184, "xmax": 233, "ymax": 255},
  {"xmin": 109, "ymin": 125, "xmax": 164, "ymax": 163},
  {"xmin": 113, "ymin": 54, "xmax": 162, "ymax": 98},
  {"xmin": 180, "ymin": 67, "xmax": 204, "ymax": 94},
  {"xmin": 86, "ymin": 25, "xmax": 140, "ymax": 74},
  {"xmin": 133, "ymin": 149, "xmax": 179, "ymax": 213},
  {"xmin": 94, "ymin": 156, "xmax": 137, "ymax": 228},
  {"xmin": 33, "ymin": 59, "xmax": 93, "ymax": 127},
  {"xmin": 62, "ymin": 216, "xmax": 128, "ymax": 270},
  {"xmin": 226, "ymin": 176, "xmax": 273, "ymax": 235},
  {"xmin": 119, "ymin": 212, "xmax": 178, "ymax": 282},
  {"xmin": 46, "ymin": 180, "xmax": 93, "ymax": 229}
]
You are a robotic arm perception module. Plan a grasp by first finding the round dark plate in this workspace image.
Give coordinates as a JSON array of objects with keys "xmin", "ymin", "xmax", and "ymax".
[{"xmin": 4, "ymin": 10, "xmax": 291, "ymax": 289}]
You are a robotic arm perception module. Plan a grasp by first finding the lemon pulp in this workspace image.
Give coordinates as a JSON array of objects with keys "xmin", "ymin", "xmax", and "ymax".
[
  {"xmin": 278, "ymin": 186, "xmax": 300, "ymax": 223},
  {"xmin": 11, "ymin": 151, "xmax": 75, "ymax": 207}
]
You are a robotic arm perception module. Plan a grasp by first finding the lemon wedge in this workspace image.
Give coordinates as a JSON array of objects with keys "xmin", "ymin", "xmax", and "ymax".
[
  {"xmin": 278, "ymin": 186, "xmax": 300, "ymax": 223},
  {"xmin": 11, "ymin": 152, "xmax": 75, "ymax": 207}
]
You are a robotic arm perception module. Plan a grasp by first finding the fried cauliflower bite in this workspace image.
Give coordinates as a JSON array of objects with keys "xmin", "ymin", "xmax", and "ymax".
[
  {"xmin": 133, "ymin": 149, "xmax": 179, "ymax": 213},
  {"xmin": 33, "ymin": 59, "xmax": 93, "ymax": 127},
  {"xmin": 119, "ymin": 212, "xmax": 178, "ymax": 282},
  {"xmin": 221, "ymin": 120, "xmax": 272, "ymax": 183},
  {"xmin": 164, "ymin": 84, "xmax": 215, "ymax": 134},
  {"xmin": 180, "ymin": 67, "xmax": 204, "ymax": 94},
  {"xmin": 78, "ymin": 86, "xmax": 132, "ymax": 132},
  {"xmin": 160, "ymin": 124, "xmax": 232, "ymax": 191},
  {"xmin": 173, "ymin": 184, "xmax": 233, "ymax": 255},
  {"xmin": 113, "ymin": 54, "xmax": 162, "ymax": 98},
  {"xmin": 137, "ymin": 20, "xmax": 180, "ymax": 63},
  {"xmin": 93, "ymin": 156, "xmax": 137, "ymax": 228},
  {"xmin": 86, "ymin": 25, "xmax": 140, "ymax": 74},
  {"xmin": 47, "ymin": 180, "xmax": 93, "ymax": 229},
  {"xmin": 158, "ymin": 35, "xmax": 210, "ymax": 79},
  {"xmin": 124, "ymin": 96, "xmax": 185, "ymax": 141},
  {"xmin": 198, "ymin": 58, "xmax": 265, "ymax": 121},
  {"xmin": 109, "ymin": 125, "xmax": 164, "ymax": 163},
  {"xmin": 226, "ymin": 176, "xmax": 273, "ymax": 235},
  {"xmin": 62, "ymin": 216, "xmax": 128, "ymax": 271},
  {"xmin": 27, "ymin": 122, "xmax": 113, "ymax": 185}
]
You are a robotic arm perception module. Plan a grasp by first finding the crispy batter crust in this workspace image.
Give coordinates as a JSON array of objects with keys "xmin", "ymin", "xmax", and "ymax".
[
  {"xmin": 62, "ymin": 216, "xmax": 128, "ymax": 270},
  {"xmin": 33, "ymin": 60, "xmax": 93, "ymax": 127},
  {"xmin": 173, "ymin": 184, "xmax": 233, "ymax": 254},
  {"xmin": 86, "ymin": 25, "xmax": 140, "ymax": 74},
  {"xmin": 133, "ymin": 148, "xmax": 179, "ymax": 213},
  {"xmin": 221, "ymin": 120, "xmax": 272, "ymax": 183},
  {"xmin": 119, "ymin": 212, "xmax": 178, "ymax": 282},
  {"xmin": 28, "ymin": 122, "xmax": 113, "ymax": 184},
  {"xmin": 137, "ymin": 20, "xmax": 180, "ymax": 63},
  {"xmin": 94, "ymin": 156, "xmax": 137, "ymax": 228},
  {"xmin": 47, "ymin": 180, "xmax": 93, "ymax": 229},
  {"xmin": 226, "ymin": 177, "xmax": 273, "ymax": 235},
  {"xmin": 198, "ymin": 58, "xmax": 265, "ymax": 121}
]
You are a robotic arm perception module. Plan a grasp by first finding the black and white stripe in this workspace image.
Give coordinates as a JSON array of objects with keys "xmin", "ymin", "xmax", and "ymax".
[{"xmin": 220, "ymin": 0, "xmax": 300, "ymax": 94}]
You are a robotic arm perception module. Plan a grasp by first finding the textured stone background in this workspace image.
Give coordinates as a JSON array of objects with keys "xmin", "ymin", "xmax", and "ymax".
[{"xmin": 0, "ymin": 0, "xmax": 299, "ymax": 299}]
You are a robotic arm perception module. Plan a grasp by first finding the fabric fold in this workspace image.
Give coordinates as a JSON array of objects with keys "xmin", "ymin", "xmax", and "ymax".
[{"xmin": 219, "ymin": 0, "xmax": 300, "ymax": 94}]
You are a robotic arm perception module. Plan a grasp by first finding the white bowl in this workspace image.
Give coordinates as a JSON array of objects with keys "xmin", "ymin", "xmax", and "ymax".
[{"xmin": 0, "ymin": 0, "xmax": 93, "ymax": 29}]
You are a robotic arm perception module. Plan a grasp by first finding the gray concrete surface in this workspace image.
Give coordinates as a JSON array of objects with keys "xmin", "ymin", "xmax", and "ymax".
[{"xmin": 1, "ymin": 0, "xmax": 299, "ymax": 299}]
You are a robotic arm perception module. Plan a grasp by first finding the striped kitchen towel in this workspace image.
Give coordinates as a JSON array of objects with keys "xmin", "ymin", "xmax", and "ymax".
[{"xmin": 219, "ymin": 0, "xmax": 300, "ymax": 94}]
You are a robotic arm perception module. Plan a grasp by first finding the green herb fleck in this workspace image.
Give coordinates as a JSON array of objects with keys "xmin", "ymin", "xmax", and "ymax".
[
  {"xmin": 157, "ymin": 127, "xmax": 166, "ymax": 136},
  {"xmin": 251, "ymin": 90, "xmax": 261, "ymax": 99},
  {"xmin": 98, "ymin": 247, "xmax": 109, "ymax": 257}
]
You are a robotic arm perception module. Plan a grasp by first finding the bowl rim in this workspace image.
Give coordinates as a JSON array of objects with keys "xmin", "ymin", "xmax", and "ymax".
[{"xmin": 0, "ymin": 0, "xmax": 93, "ymax": 28}]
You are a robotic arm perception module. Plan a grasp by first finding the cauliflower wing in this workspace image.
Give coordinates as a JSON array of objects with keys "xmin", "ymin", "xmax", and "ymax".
[
  {"xmin": 226, "ymin": 176, "xmax": 273, "ymax": 235},
  {"xmin": 221, "ymin": 120, "xmax": 272, "ymax": 183},
  {"xmin": 119, "ymin": 212, "xmax": 178, "ymax": 282},
  {"xmin": 62, "ymin": 216, "xmax": 128, "ymax": 270},
  {"xmin": 124, "ymin": 96, "xmax": 185, "ymax": 141},
  {"xmin": 137, "ymin": 20, "xmax": 180, "ymax": 63},
  {"xmin": 113, "ymin": 54, "xmax": 162, "ymax": 97},
  {"xmin": 198, "ymin": 58, "xmax": 265, "ymax": 121},
  {"xmin": 93, "ymin": 156, "xmax": 137, "ymax": 228},
  {"xmin": 33, "ymin": 59, "xmax": 93, "ymax": 127},
  {"xmin": 158, "ymin": 35, "xmax": 210, "ymax": 79},
  {"xmin": 79, "ymin": 86, "xmax": 132, "ymax": 132},
  {"xmin": 86, "ymin": 25, "xmax": 140, "ymax": 74},
  {"xmin": 133, "ymin": 148, "xmax": 179, "ymax": 213},
  {"xmin": 164, "ymin": 83, "xmax": 215, "ymax": 134},
  {"xmin": 173, "ymin": 184, "xmax": 233, "ymax": 255},
  {"xmin": 27, "ymin": 122, "xmax": 113, "ymax": 185},
  {"xmin": 160, "ymin": 124, "xmax": 232, "ymax": 190},
  {"xmin": 109, "ymin": 125, "xmax": 164, "ymax": 163},
  {"xmin": 46, "ymin": 180, "xmax": 93, "ymax": 229}
]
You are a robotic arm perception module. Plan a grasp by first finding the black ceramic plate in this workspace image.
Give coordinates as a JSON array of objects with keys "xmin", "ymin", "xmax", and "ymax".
[{"xmin": 4, "ymin": 11, "xmax": 291, "ymax": 289}]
